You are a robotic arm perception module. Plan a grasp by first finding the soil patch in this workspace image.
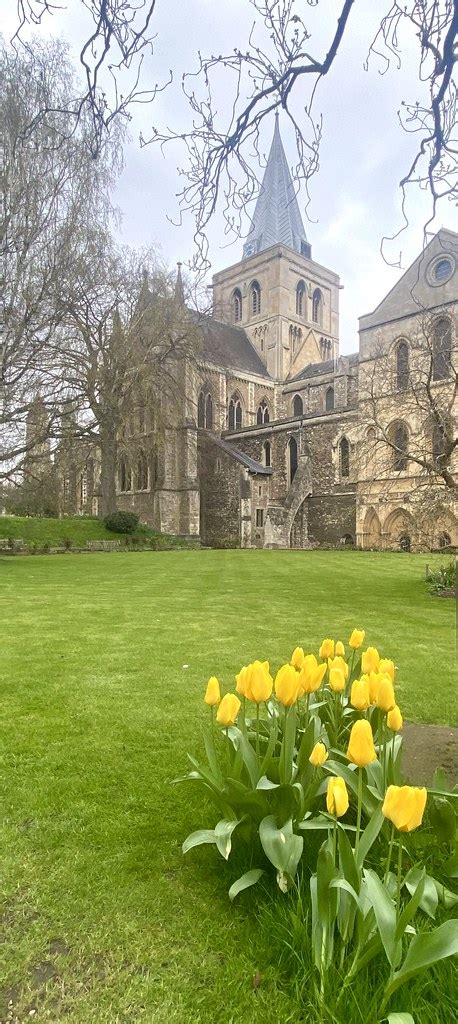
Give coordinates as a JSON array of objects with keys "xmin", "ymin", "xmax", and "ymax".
[{"xmin": 402, "ymin": 721, "xmax": 458, "ymax": 787}]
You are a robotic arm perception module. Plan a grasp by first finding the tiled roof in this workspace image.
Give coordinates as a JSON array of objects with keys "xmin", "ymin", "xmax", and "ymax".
[
  {"xmin": 289, "ymin": 353, "xmax": 359, "ymax": 382},
  {"xmin": 209, "ymin": 434, "xmax": 272, "ymax": 475},
  {"xmin": 242, "ymin": 115, "xmax": 309, "ymax": 259},
  {"xmin": 199, "ymin": 315, "xmax": 271, "ymax": 377}
]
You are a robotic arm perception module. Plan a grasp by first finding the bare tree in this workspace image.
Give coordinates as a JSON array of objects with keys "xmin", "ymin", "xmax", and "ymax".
[
  {"xmin": 56, "ymin": 237, "xmax": 201, "ymax": 516},
  {"xmin": 358, "ymin": 311, "xmax": 457, "ymax": 493},
  {"xmin": 0, "ymin": 37, "xmax": 120, "ymax": 481}
]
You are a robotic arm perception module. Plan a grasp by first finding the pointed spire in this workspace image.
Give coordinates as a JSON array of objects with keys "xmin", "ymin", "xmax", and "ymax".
[
  {"xmin": 243, "ymin": 117, "xmax": 310, "ymax": 259},
  {"xmin": 175, "ymin": 261, "xmax": 185, "ymax": 304}
]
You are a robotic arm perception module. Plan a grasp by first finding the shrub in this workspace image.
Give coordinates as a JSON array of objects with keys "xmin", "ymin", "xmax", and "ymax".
[
  {"xmin": 425, "ymin": 561, "xmax": 456, "ymax": 595},
  {"xmin": 104, "ymin": 510, "xmax": 139, "ymax": 534}
]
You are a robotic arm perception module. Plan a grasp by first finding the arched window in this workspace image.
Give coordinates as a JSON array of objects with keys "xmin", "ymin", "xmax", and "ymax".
[
  {"xmin": 119, "ymin": 457, "xmax": 131, "ymax": 492},
  {"xmin": 339, "ymin": 437, "xmax": 350, "ymax": 478},
  {"xmin": 325, "ymin": 386, "xmax": 334, "ymax": 411},
  {"xmin": 432, "ymin": 422, "xmax": 446, "ymax": 467},
  {"xmin": 205, "ymin": 393, "xmax": 213, "ymax": 429},
  {"xmin": 438, "ymin": 531, "xmax": 451, "ymax": 548},
  {"xmin": 232, "ymin": 288, "xmax": 243, "ymax": 323},
  {"xmin": 197, "ymin": 391, "xmax": 205, "ymax": 427},
  {"xmin": 396, "ymin": 341, "xmax": 409, "ymax": 390},
  {"xmin": 293, "ymin": 394, "xmax": 303, "ymax": 417},
  {"xmin": 312, "ymin": 288, "xmax": 323, "ymax": 325},
  {"xmin": 390, "ymin": 422, "xmax": 409, "ymax": 471},
  {"xmin": 263, "ymin": 441, "xmax": 271, "ymax": 467},
  {"xmin": 432, "ymin": 318, "xmax": 452, "ymax": 380},
  {"xmin": 296, "ymin": 280, "xmax": 306, "ymax": 316},
  {"xmin": 250, "ymin": 281, "xmax": 261, "ymax": 316},
  {"xmin": 79, "ymin": 470, "xmax": 87, "ymax": 505},
  {"xmin": 228, "ymin": 394, "xmax": 243, "ymax": 430},
  {"xmin": 256, "ymin": 399, "xmax": 270, "ymax": 424},
  {"xmin": 136, "ymin": 451, "xmax": 149, "ymax": 491},
  {"xmin": 288, "ymin": 436, "xmax": 298, "ymax": 486}
]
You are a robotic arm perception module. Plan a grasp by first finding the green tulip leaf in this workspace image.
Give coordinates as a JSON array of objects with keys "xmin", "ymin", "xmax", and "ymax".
[
  {"xmin": 259, "ymin": 815, "xmax": 303, "ymax": 878},
  {"xmin": 214, "ymin": 817, "xmax": 244, "ymax": 860},
  {"xmin": 256, "ymin": 775, "xmax": 280, "ymax": 790},
  {"xmin": 279, "ymin": 705, "xmax": 297, "ymax": 785},
  {"xmin": 432, "ymin": 879, "xmax": 458, "ymax": 909},
  {"xmin": 338, "ymin": 821, "xmax": 360, "ymax": 892},
  {"xmin": 396, "ymin": 870, "xmax": 426, "ymax": 939},
  {"xmin": 356, "ymin": 806, "xmax": 386, "ymax": 869},
  {"xmin": 363, "ymin": 868, "xmax": 400, "ymax": 968},
  {"xmin": 442, "ymin": 850, "xmax": 458, "ymax": 879},
  {"xmin": 227, "ymin": 726, "xmax": 259, "ymax": 787},
  {"xmin": 429, "ymin": 796, "xmax": 456, "ymax": 844},
  {"xmin": 317, "ymin": 841, "xmax": 338, "ymax": 932},
  {"xmin": 383, "ymin": 919, "xmax": 458, "ymax": 1002},
  {"xmin": 404, "ymin": 867, "xmax": 438, "ymax": 919},
  {"xmin": 228, "ymin": 868, "xmax": 264, "ymax": 901},
  {"xmin": 182, "ymin": 829, "xmax": 216, "ymax": 854}
]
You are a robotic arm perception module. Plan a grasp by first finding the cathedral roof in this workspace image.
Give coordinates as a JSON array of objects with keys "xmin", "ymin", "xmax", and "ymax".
[
  {"xmin": 242, "ymin": 115, "xmax": 309, "ymax": 259},
  {"xmin": 199, "ymin": 316, "xmax": 270, "ymax": 377},
  {"xmin": 289, "ymin": 353, "xmax": 359, "ymax": 382},
  {"xmin": 210, "ymin": 434, "xmax": 273, "ymax": 475}
]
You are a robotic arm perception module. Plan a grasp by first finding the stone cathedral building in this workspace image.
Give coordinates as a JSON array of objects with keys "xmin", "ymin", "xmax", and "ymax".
[{"xmin": 68, "ymin": 120, "xmax": 458, "ymax": 550}]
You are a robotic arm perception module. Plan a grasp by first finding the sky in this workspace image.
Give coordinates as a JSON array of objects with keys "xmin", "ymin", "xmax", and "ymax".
[{"xmin": 3, "ymin": 0, "xmax": 457, "ymax": 353}]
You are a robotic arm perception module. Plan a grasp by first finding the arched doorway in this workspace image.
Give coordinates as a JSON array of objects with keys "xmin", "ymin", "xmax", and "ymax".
[
  {"xmin": 384, "ymin": 508, "xmax": 414, "ymax": 551},
  {"xmin": 363, "ymin": 508, "xmax": 382, "ymax": 549}
]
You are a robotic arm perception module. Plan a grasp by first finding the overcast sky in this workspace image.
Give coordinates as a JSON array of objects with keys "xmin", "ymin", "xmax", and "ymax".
[{"xmin": 3, "ymin": 0, "xmax": 457, "ymax": 353}]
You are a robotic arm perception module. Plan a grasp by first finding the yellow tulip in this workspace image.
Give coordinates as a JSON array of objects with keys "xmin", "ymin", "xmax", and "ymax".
[
  {"xmin": 379, "ymin": 658, "xmax": 396, "ymax": 682},
  {"xmin": 298, "ymin": 655, "xmax": 327, "ymax": 695},
  {"xmin": 346, "ymin": 719, "xmax": 377, "ymax": 767},
  {"xmin": 275, "ymin": 663, "xmax": 301, "ymax": 706},
  {"xmin": 329, "ymin": 666, "xmax": 346, "ymax": 693},
  {"xmin": 245, "ymin": 660, "xmax": 273, "ymax": 703},
  {"xmin": 216, "ymin": 692, "xmax": 241, "ymax": 727},
  {"xmin": 349, "ymin": 628, "xmax": 365, "ymax": 650},
  {"xmin": 382, "ymin": 785, "xmax": 427, "ymax": 832},
  {"xmin": 291, "ymin": 646, "xmax": 305, "ymax": 670},
  {"xmin": 335, "ymin": 640, "xmax": 345, "ymax": 657},
  {"xmin": 361, "ymin": 647, "xmax": 380, "ymax": 674},
  {"xmin": 204, "ymin": 676, "xmax": 221, "ymax": 706},
  {"xmin": 387, "ymin": 705, "xmax": 403, "ymax": 732},
  {"xmin": 350, "ymin": 677, "xmax": 370, "ymax": 711},
  {"xmin": 328, "ymin": 655, "xmax": 349, "ymax": 680},
  {"xmin": 235, "ymin": 665, "xmax": 250, "ymax": 696},
  {"xmin": 376, "ymin": 676, "xmax": 396, "ymax": 713},
  {"xmin": 326, "ymin": 776, "xmax": 349, "ymax": 817},
  {"xmin": 309, "ymin": 741, "xmax": 328, "ymax": 767},
  {"xmin": 368, "ymin": 671, "xmax": 381, "ymax": 704},
  {"xmin": 319, "ymin": 638, "xmax": 335, "ymax": 660}
]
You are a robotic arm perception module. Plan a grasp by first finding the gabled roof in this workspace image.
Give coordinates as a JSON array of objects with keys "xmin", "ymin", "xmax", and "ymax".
[
  {"xmin": 288, "ymin": 353, "xmax": 359, "ymax": 383},
  {"xmin": 209, "ymin": 434, "xmax": 272, "ymax": 475},
  {"xmin": 242, "ymin": 115, "xmax": 309, "ymax": 259},
  {"xmin": 359, "ymin": 229, "xmax": 458, "ymax": 331},
  {"xmin": 199, "ymin": 315, "xmax": 271, "ymax": 377}
]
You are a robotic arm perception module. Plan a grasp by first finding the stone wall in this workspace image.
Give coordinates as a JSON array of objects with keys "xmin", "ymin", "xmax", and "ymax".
[{"xmin": 198, "ymin": 437, "xmax": 241, "ymax": 547}]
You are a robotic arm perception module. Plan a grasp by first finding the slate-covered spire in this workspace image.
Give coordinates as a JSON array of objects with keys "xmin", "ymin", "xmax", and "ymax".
[
  {"xmin": 175, "ymin": 261, "xmax": 185, "ymax": 304},
  {"xmin": 243, "ymin": 114, "xmax": 310, "ymax": 259}
]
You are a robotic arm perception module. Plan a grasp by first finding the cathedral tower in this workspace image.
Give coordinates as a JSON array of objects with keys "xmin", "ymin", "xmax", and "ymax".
[{"xmin": 212, "ymin": 116, "xmax": 340, "ymax": 380}]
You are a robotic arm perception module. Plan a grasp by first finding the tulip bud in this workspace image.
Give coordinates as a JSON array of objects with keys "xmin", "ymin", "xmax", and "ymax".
[
  {"xmin": 319, "ymin": 638, "xmax": 335, "ymax": 660},
  {"xmin": 245, "ymin": 660, "xmax": 273, "ymax": 703},
  {"xmin": 377, "ymin": 676, "xmax": 395, "ymax": 713},
  {"xmin": 387, "ymin": 704, "xmax": 403, "ymax": 732},
  {"xmin": 204, "ymin": 676, "xmax": 221, "ymax": 707},
  {"xmin": 349, "ymin": 628, "xmax": 365, "ymax": 650},
  {"xmin": 326, "ymin": 776, "xmax": 349, "ymax": 817},
  {"xmin": 379, "ymin": 658, "xmax": 395, "ymax": 682},
  {"xmin": 335, "ymin": 640, "xmax": 345, "ymax": 657},
  {"xmin": 329, "ymin": 666, "xmax": 345, "ymax": 692},
  {"xmin": 235, "ymin": 665, "xmax": 250, "ymax": 696},
  {"xmin": 328, "ymin": 655, "xmax": 349, "ymax": 680},
  {"xmin": 291, "ymin": 646, "xmax": 305, "ymax": 670},
  {"xmin": 361, "ymin": 647, "xmax": 380, "ymax": 674},
  {"xmin": 275, "ymin": 663, "xmax": 301, "ymax": 706},
  {"xmin": 216, "ymin": 692, "xmax": 241, "ymax": 727},
  {"xmin": 346, "ymin": 719, "xmax": 377, "ymax": 767},
  {"xmin": 350, "ymin": 677, "xmax": 370, "ymax": 711},
  {"xmin": 298, "ymin": 655, "xmax": 327, "ymax": 695},
  {"xmin": 309, "ymin": 741, "xmax": 328, "ymax": 767},
  {"xmin": 382, "ymin": 785, "xmax": 427, "ymax": 832}
]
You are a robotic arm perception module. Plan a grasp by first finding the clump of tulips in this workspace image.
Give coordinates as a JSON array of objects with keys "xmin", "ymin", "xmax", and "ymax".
[{"xmin": 177, "ymin": 630, "xmax": 457, "ymax": 1020}]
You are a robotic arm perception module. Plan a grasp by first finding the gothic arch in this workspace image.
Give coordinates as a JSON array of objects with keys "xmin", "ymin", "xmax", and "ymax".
[
  {"xmin": 250, "ymin": 280, "xmax": 262, "ymax": 316},
  {"xmin": 232, "ymin": 288, "xmax": 242, "ymax": 323},
  {"xmin": 394, "ymin": 338, "xmax": 409, "ymax": 390},
  {"xmin": 228, "ymin": 391, "xmax": 243, "ymax": 430},
  {"xmin": 292, "ymin": 393, "xmax": 304, "ymax": 417},
  {"xmin": 287, "ymin": 435, "xmax": 298, "ymax": 487},
  {"xmin": 363, "ymin": 507, "xmax": 382, "ymax": 549},
  {"xmin": 296, "ymin": 280, "xmax": 306, "ymax": 316},
  {"xmin": 256, "ymin": 398, "xmax": 270, "ymax": 424},
  {"xmin": 383, "ymin": 508, "xmax": 414, "ymax": 551}
]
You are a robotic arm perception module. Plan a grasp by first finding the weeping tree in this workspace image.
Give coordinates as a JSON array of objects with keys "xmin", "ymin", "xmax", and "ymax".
[{"xmin": 0, "ymin": 36, "xmax": 120, "ymax": 482}]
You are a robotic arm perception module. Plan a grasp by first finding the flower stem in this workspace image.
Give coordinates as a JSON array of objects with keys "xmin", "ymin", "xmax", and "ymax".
[
  {"xmin": 355, "ymin": 767, "xmax": 363, "ymax": 860},
  {"xmin": 256, "ymin": 703, "xmax": 260, "ymax": 765},
  {"xmin": 384, "ymin": 823, "xmax": 396, "ymax": 883},
  {"xmin": 396, "ymin": 837, "xmax": 403, "ymax": 920}
]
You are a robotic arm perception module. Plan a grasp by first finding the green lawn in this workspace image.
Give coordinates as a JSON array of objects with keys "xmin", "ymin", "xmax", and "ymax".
[
  {"xmin": 0, "ymin": 550, "xmax": 455, "ymax": 1022},
  {"xmin": 0, "ymin": 514, "xmax": 128, "ymax": 545}
]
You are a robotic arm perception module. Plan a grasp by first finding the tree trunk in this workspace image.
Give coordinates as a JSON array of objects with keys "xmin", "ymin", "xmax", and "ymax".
[{"xmin": 99, "ymin": 430, "xmax": 118, "ymax": 518}]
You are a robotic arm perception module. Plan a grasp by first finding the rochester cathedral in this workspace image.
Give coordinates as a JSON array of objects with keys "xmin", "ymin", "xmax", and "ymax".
[{"xmin": 60, "ymin": 120, "xmax": 458, "ymax": 550}]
